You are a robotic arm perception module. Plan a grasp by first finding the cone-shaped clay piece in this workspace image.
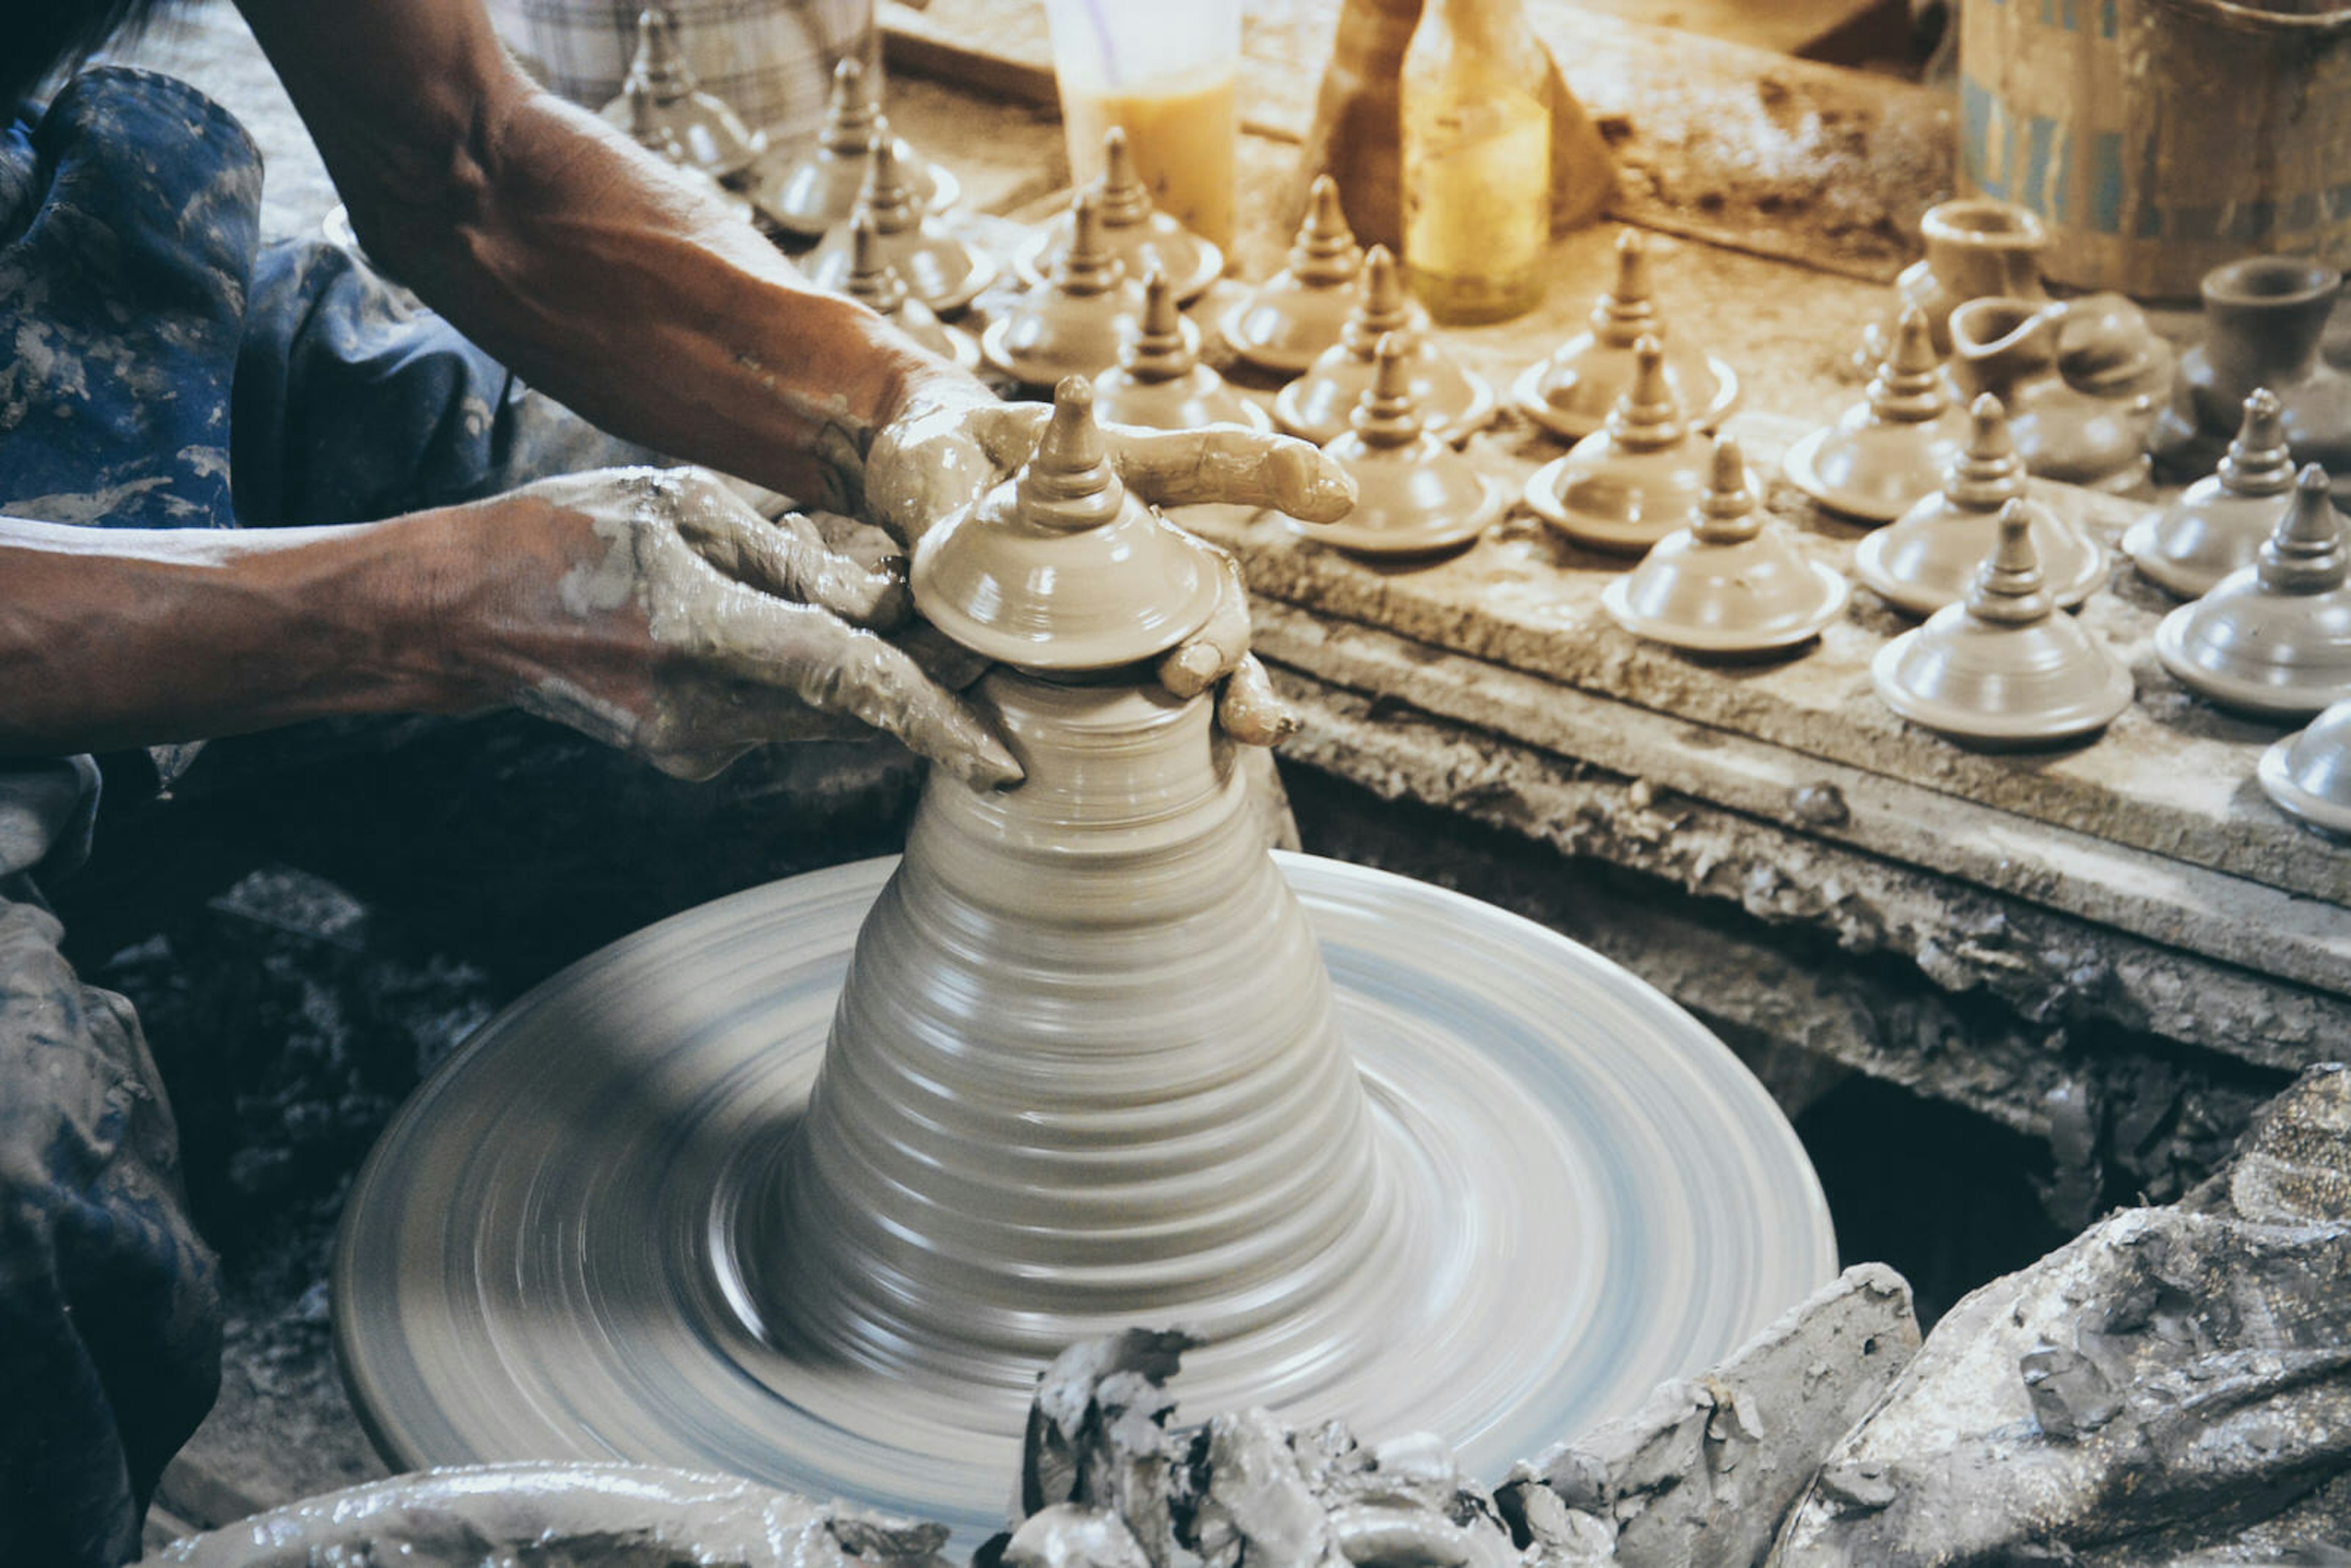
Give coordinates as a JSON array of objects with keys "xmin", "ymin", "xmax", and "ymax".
[
  {"xmin": 762, "ymin": 58, "xmax": 958, "ymax": 238},
  {"xmin": 1093, "ymin": 266, "xmax": 1270, "ymax": 433},
  {"xmin": 1872, "ymin": 501, "xmax": 2135, "ymax": 747},
  {"xmin": 2126, "ymin": 388, "xmax": 2298, "ymax": 600},
  {"xmin": 1855, "ymin": 394, "xmax": 2107, "ymax": 618},
  {"xmin": 1784, "ymin": 307, "xmax": 1970, "ymax": 523},
  {"xmin": 1523, "ymin": 337, "xmax": 1721, "ymax": 553},
  {"xmin": 2156, "ymin": 466, "xmax": 2351, "ymax": 718},
  {"xmin": 1017, "ymin": 129, "xmax": 1224, "ymax": 304},
  {"xmin": 2259, "ymin": 698, "xmax": 2351, "ymax": 838},
  {"xmin": 1512, "ymin": 231, "xmax": 1739, "ymax": 441},
  {"xmin": 808, "ymin": 123, "xmax": 996, "ymax": 315},
  {"xmin": 604, "ymin": 7, "xmax": 763, "ymax": 183},
  {"xmin": 981, "ymin": 192, "xmax": 1145, "ymax": 385},
  {"xmin": 1602, "ymin": 438, "xmax": 1849, "ymax": 653},
  {"xmin": 911, "ymin": 380, "xmax": 1224, "ymax": 669},
  {"xmin": 1220, "ymin": 176, "xmax": 1383, "ymax": 374},
  {"xmin": 1273, "ymin": 247, "xmax": 1496, "ymax": 445},
  {"xmin": 1290, "ymin": 335, "xmax": 1506, "ymax": 558},
  {"xmin": 842, "ymin": 214, "xmax": 977, "ymax": 370}
]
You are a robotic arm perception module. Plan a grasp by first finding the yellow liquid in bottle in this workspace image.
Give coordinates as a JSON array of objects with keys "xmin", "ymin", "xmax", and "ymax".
[
  {"xmin": 1402, "ymin": 84, "xmax": 1550, "ymax": 324},
  {"xmin": 1061, "ymin": 66, "xmax": 1239, "ymax": 249}
]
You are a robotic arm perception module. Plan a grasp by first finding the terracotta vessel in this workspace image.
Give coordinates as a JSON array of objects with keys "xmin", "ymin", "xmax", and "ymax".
[
  {"xmin": 1018, "ymin": 129, "xmax": 1223, "ymax": 306},
  {"xmin": 1948, "ymin": 298, "xmax": 2151, "ymax": 493},
  {"xmin": 1273, "ymin": 246, "xmax": 1495, "ymax": 446},
  {"xmin": 602, "ymin": 7, "xmax": 763, "ymax": 189},
  {"xmin": 2259, "ymin": 699, "xmax": 2351, "ymax": 839},
  {"xmin": 1854, "ymin": 393, "xmax": 2106, "ymax": 618},
  {"xmin": 2156, "ymin": 465, "xmax": 2351, "ymax": 719},
  {"xmin": 981, "ymin": 193, "xmax": 1143, "ymax": 386},
  {"xmin": 1898, "ymin": 199, "xmax": 2049, "ymax": 355},
  {"xmin": 1872, "ymin": 501, "xmax": 2135, "ymax": 748},
  {"xmin": 1294, "ymin": 334, "xmax": 1507, "ymax": 558},
  {"xmin": 1524, "ymin": 337, "xmax": 1723, "ymax": 554},
  {"xmin": 1602, "ymin": 438, "xmax": 1848, "ymax": 655},
  {"xmin": 1221, "ymin": 176, "xmax": 1373, "ymax": 375},
  {"xmin": 1512, "ymin": 230, "xmax": 1738, "ymax": 441},
  {"xmin": 1783, "ymin": 307, "xmax": 1968, "ymax": 525},
  {"xmin": 807, "ymin": 124, "xmax": 996, "ymax": 316},
  {"xmin": 1093, "ymin": 268, "xmax": 1270, "ymax": 434},
  {"xmin": 841, "ymin": 214, "xmax": 978, "ymax": 372},
  {"xmin": 2151, "ymin": 257, "xmax": 2351, "ymax": 489},
  {"xmin": 2126, "ymin": 388, "xmax": 2297, "ymax": 601},
  {"xmin": 763, "ymin": 58, "xmax": 959, "ymax": 239}
]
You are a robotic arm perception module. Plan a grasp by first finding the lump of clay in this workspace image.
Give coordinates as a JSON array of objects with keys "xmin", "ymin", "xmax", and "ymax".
[
  {"xmin": 1524, "ymin": 336, "xmax": 1719, "ymax": 554},
  {"xmin": 765, "ymin": 58, "xmax": 958, "ymax": 238},
  {"xmin": 1512, "ymin": 230, "xmax": 1738, "ymax": 441},
  {"xmin": 1220, "ymin": 176, "xmax": 1373, "ymax": 375},
  {"xmin": 983, "ymin": 192, "xmax": 1146, "ymax": 386},
  {"xmin": 807, "ymin": 122, "xmax": 996, "ymax": 315},
  {"xmin": 1093, "ymin": 266, "xmax": 1270, "ymax": 433},
  {"xmin": 2156, "ymin": 464, "xmax": 2351, "ymax": 719},
  {"xmin": 1784, "ymin": 307, "xmax": 1969, "ymax": 524},
  {"xmin": 1019, "ymin": 128, "xmax": 1223, "ymax": 306},
  {"xmin": 1274, "ymin": 245, "xmax": 1496, "ymax": 447}
]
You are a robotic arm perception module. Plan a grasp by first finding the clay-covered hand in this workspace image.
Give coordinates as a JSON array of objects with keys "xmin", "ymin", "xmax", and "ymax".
[{"xmin": 446, "ymin": 467, "xmax": 1020, "ymax": 786}]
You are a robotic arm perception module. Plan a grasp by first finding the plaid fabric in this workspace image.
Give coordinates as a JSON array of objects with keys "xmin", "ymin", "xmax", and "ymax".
[{"xmin": 492, "ymin": 0, "xmax": 872, "ymax": 141}]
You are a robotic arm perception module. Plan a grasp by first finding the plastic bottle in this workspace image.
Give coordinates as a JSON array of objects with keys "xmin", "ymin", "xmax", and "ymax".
[{"xmin": 1400, "ymin": 0, "xmax": 1551, "ymax": 324}]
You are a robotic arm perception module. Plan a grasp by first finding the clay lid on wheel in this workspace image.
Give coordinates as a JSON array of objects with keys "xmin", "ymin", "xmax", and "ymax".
[
  {"xmin": 2260, "ymin": 699, "xmax": 2351, "ymax": 838},
  {"xmin": 602, "ymin": 7, "xmax": 764, "ymax": 185},
  {"xmin": 807, "ymin": 123, "xmax": 996, "ymax": 315},
  {"xmin": 1016, "ymin": 129, "xmax": 1223, "ymax": 305},
  {"xmin": 1273, "ymin": 246, "xmax": 1496, "ymax": 446},
  {"xmin": 912, "ymin": 380, "xmax": 1225, "ymax": 670},
  {"xmin": 763, "ymin": 58, "xmax": 959, "ymax": 238},
  {"xmin": 1855, "ymin": 394, "xmax": 2107, "ymax": 618},
  {"xmin": 1523, "ymin": 337, "xmax": 1719, "ymax": 554},
  {"xmin": 2156, "ymin": 465, "xmax": 2351, "ymax": 719},
  {"xmin": 1512, "ymin": 230, "xmax": 1739, "ymax": 441},
  {"xmin": 1291, "ymin": 334, "xmax": 1506, "ymax": 558},
  {"xmin": 1218, "ymin": 176, "xmax": 1371, "ymax": 375},
  {"xmin": 1093, "ymin": 266, "xmax": 1270, "ymax": 433},
  {"xmin": 981, "ymin": 192, "xmax": 1143, "ymax": 386},
  {"xmin": 1784, "ymin": 306, "xmax": 1968, "ymax": 524},
  {"xmin": 1872, "ymin": 501, "xmax": 2136, "ymax": 748},
  {"xmin": 1602, "ymin": 438, "xmax": 1848, "ymax": 654},
  {"xmin": 2126, "ymin": 388, "xmax": 2298, "ymax": 601}
]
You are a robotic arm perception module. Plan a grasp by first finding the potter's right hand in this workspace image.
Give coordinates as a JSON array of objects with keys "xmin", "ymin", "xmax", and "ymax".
[{"xmin": 439, "ymin": 467, "xmax": 1021, "ymax": 787}]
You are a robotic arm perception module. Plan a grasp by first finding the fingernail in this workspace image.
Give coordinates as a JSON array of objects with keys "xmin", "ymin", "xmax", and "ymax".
[{"xmin": 1280, "ymin": 448, "xmax": 1358, "ymax": 523}]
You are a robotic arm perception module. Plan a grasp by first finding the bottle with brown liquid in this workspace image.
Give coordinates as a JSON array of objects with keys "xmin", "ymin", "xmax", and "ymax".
[{"xmin": 1400, "ymin": 0, "xmax": 1551, "ymax": 324}]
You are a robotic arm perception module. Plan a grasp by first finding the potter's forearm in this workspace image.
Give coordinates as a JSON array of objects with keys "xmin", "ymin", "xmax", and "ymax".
[{"xmin": 0, "ymin": 516, "xmax": 474, "ymax": 755}]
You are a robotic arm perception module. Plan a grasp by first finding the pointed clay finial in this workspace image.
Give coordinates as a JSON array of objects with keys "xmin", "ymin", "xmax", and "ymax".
[
  {"xmin": 1014, "ymin": 380, "xmax": 1125, "ymax": 533},
  {"xmin": 1605, "ymin": 336, "xmax": 1685, "ymax": 452},
  {"xmin": 1292, "ymin": 175, "xmax": 1363, "ymax": 284},
  {"xmin": 1095, "ymin": 127, "xmax": 1152, "ymax": 226},
  {"xmin": 1050, "ymin": 191, "xmax": 1123, "ymax": 296},
  {"xmin": 1944, "ymin": 392, "xmax": 2027, "ymax": 511},
  {"xmin": 1693, "ymin": 437, "xmax": 1760, "ymax": 546},
  {"xmin": 845, "ymin": 214, "xmax": 906, "ymax": 314},
  {"xmin": 1340, "ymin": 246, "xmax": 1415, "ymax": 356},
  {"xmin": 1349, "ymin": 333, "xmax": 1425, "ymax": 448},
  {"xmin": 631, "ymin": 7, "xmax": 694, "ymax": 97},
  {"xmin": 821, "ymin": 56, "xmax": 879, "ymax": 154},
  {"xmin": 1967, "ymin": 500, "xmax": 2054, "ymax": 625},
  {"xmin": 1867, "ymin": 306, "xmax": 1949, "ymax": 424},
  {"xmin": 1121, "ymin": 266, "xmax": 1193, "ymax": 381},
  {"xmin": 2259, "ymin": 465, "xmax": 2349, "ymax": 594},
  {"xmin": 855, "ymin": 118, "xmax": 917, "ymax": 232},
  {"xmin": 1595, "ymin": 229, "xmax": 1662, "ymax": 346},
  {"xmin": 2218, "ymin": 388, "xmax": 2297, "ymax": 497}
]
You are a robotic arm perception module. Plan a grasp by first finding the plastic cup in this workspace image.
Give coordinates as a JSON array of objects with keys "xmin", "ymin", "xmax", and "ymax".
[{"xmin": 1043, "ymin": 0, "xmax": 1240, "ymax": 247}]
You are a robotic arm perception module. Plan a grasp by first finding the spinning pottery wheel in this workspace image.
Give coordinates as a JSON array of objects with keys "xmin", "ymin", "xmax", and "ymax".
[{"xmin": 336, "ymin": 387, "xmax": 1834, "ymax": 1544}]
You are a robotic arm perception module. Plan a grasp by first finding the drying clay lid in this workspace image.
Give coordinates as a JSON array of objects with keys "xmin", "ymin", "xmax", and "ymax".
[
  {"xmin": 1094, "ymin": 267, "xmax": 1270, "ymax": 433},
  {"xmin": 1602, "ymin": 438, "xmax": 1849, "ymax": 653},
  {"xmin": 1274, "ymin": 247, "xmax": 1495, "ymax": 446},
  {"xmin": 981, "ymin": 192, "xmax": 1141, "ymax": 385},
  {"xmin": 2126, "ymin": 388, "xmax": 2298, "ymax": 601},
  {"xmin": 1872, "ymin": 501, "xmax": 2135, "ymax": 746},
  {"xmin": 765, "ymin": 59, "xmax": 960, "ymax": 237},
  {"xmin": 1523, "ymin": 336, "xmax": 1714, "ymax": 554},
  {"xmin": 912, "ymin": 380, "xmax": 1225, "ymax": 669},
  {"xmin": 608, "ymin": 7, "xmax": 762, "ymax": 182},
  {"xmin": 808, "ymin": 123, "xmax": 995, "ymax": 315},
  {"xmin": 1512, "ymin": 230, "xmax": 1739, "ymax": 441},
  {"xmin": 2156, "ymin": 465, "xmax": 2351, "ymax": 719},
  {"xmin": 1292, "ymin": 335, "xmax": 1505, "ymax": 558},
  {"xmin": 2259, "ymin": 698, "xmax": 2351, "ymax": 837},
  {"xmin": 1783, "ymin": 306, "xmax": 1967, "ymax": 523},
  {"xmin": 1018, "ymin": 129, "xmax": 1224, "ymax": 304},
  {"xmin": 1218, "ymin": 176, "xmax": 1367, "ymax": 375}
]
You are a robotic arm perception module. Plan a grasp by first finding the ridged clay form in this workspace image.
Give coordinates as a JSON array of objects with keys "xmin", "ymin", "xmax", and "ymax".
[
  {"xmin": 2156, "ymin": 465, "xmax": 2351, "ymax": 719},
  {"xmin": 2151, "ymin": 256, "xmax": 2351, "ymax": 490},
  {"xmin": 1872, "ymin": 500, "xmax": 2136, "ymax": 748},
  {"xmin": 2259, "ymin": 698, "xmax": 2351, "ymax": 838},
  {"xmin": 981, "ymin": 192, "xmax": 1145, "ymax": 386},
  {"xmin": 1291, "ymin": 334, "xmax": 1507, "ymax": 558},
  {"xmin": 1602, "ymin": 437, "xmax": 1848, "ymax": 654},
  {"xmin": 1273, "ymin": 246, "xmax": 1496, "ymax": 446},
  {"xmin": 764, "ymin": 58, "xmax": 957, "ymax": 238},
  {"xmin": 1949, "ymin": 298, "xmax": 2152, "ymax": 493},
  {"xmin": 1093, "ymin": 266, "xmax": 1270, "ymax": 433},
  {"xmin": 911, "ymin": 380, "xmax": 1223, "ymax": 669},
  {"xmin": 808, "ymin": 123, "xmax": 996, "ymax": 315},
  {"xmin": 2127, "ymin": 388, "xmax": 2298, "ymax": 599},
  {"xmin": 1017, "ymin": 128, "xmax": 1223, "ymax": 304},
  {"xmin": 1784, "ymin": 306, "xmax": 1969, "ymax": 523},
  {"xmin": 1219, "ymin": 176, "xmax": 1378, "ymax": 375},
  {"xmin": 1524, "ymin": 336, "xmax": 1727, "ymax": 553},
  {"xmin": 1855, "ymin": 392, "xmax": 2107, "ymax": 618},
  {"xmin": 842, "ymin": 213, "xmax": 978, "ymax": 371},
  {"xmin": 1512, "ymin": 230, "xmax": 1739, "ymax": 441},
  {"xmin": 603, "ymin": 7, "xmax": 763, "ymax": 186}
]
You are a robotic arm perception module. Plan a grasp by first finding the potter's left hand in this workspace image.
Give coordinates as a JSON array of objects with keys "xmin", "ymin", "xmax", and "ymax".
[{"xmin": 863, "ymin": 375, "xmax": 1357, "ymax": 745}]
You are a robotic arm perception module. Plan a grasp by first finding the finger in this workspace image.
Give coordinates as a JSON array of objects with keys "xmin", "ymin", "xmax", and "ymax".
[
  {"xmin": 685, "ymin": 505, "xmax": 909, "ymax": 628},
  {"xmin": 1157, "ymin": 552, "xmax": 1251, "ymax": 697},
  {"xmin": 801, "ymin": 509, "xmax": 907, "ymax": 577},
  {"xmin": 1215, "ymin": 655, "xmax": 1300, "ymax": 747},
  {"xmin": 1105, "ymin": 426, "xmax": 1357, "ymax": 523}
]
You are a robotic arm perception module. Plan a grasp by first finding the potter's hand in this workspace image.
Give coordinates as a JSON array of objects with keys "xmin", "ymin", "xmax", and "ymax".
[
  {"xmin": 452, "ymin": 467, "xmax": 1020, "ymax": 786},
  {"xmin": 863, "ymin": 375, "xmax": 1351, "ymax": 740}
]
